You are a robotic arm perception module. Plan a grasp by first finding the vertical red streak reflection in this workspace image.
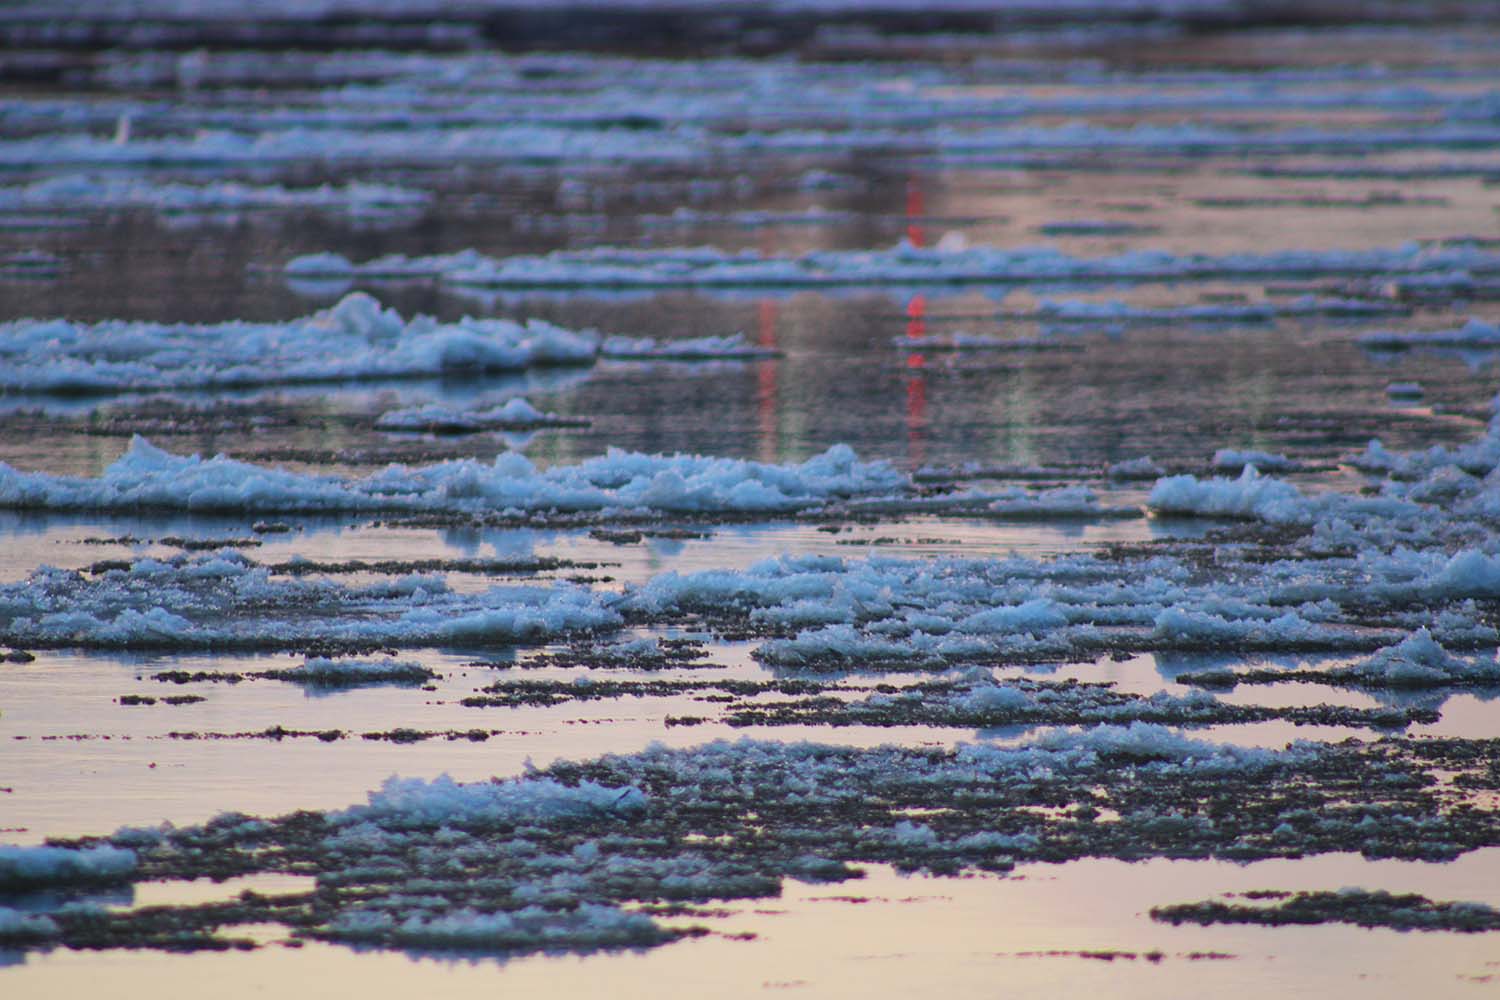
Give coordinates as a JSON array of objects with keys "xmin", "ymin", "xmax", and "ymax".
[
  {"xmin": 905, "ymin": 175, "xmax": 925, "ymax": 248},
  {"xmin": 757, "ymin": 299, "xmax": 779, "ymax": 462},
  {"xmin": 905, "ymin": 292, "xmax": 927, "ymax": 341},
  {"xmin": 906, "ymin": 365, "xmax": 927, "ymax": 468},
  {"xmin": 905, "ymin": 292, "xmax": 927, "ymax": 467}
]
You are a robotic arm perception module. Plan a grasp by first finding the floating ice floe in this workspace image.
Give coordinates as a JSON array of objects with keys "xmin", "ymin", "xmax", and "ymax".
[
  {"xmin": 0, "ymin": 437, "xmax": 904, "ymax": 516},
  {"xmin": 1211, "ymin": 448, "xmax": 1299, "ymax": 472},
  {"xmin": 984, "ymin": 485, "xmax": 1118, "ymax": 517},
  {"xmin": 0, "ymin": 844, "xmax": 137, "ymax": 890},
  {"xmin": 844, "ymin": 484, "xmax": 1137, "ymax": 518},
  {"xmin": 0, "ymin": 554, "xmax": 618, "ymax": 650},
  {"xmin": 285, "ymin": 240, "xmax": 1500, "ymax": 291},
  {"xmin": 893, "ymin": 333, "xmax": 1075, "ymax": 352},
  {"xmin": 1146, "ymin": 466, "xmax": 1419, "ymax": 524},
  {"xmin": 373, "ymin": 398, "xmax": 585, "ymax": 433},
  {"xmin": 1347, "ymin": 629, "xmax": 1500, "ymax": 687},
  {"xmin": 0, "ymin": 908, "xmax": 59, "ymax": 943},
  {"xmin": 0, "ymin": 292, "xmax": 779, "ymax": 394},
  {"xmin": 600, "ymin": 332, "xmax": 776, "ymax": 360},
  {"xmin": 325, "ymin": 902, "xmax": 666, "ymax": 950},
  {"xmin": 338, "ymin": 772, "xmax": 647, "ymax": 829},
  {"xmin": 0, "ymin": 293, "xmax": 599, "ymax": 394},
  {"xmin": 269, "ymin": 657, "xmax": 436, "ymax": 687},
  {"xmin": 1107, "ymin": 456, "xmax": 1166, "ymax": 480}
]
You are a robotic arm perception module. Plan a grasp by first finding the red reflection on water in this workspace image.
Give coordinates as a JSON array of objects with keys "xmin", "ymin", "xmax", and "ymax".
[
  {"xmin": 906, "ymin": 175, "xmax": 925, "ymax": 248},
  {"xmin": 906, "ymin": 292, "xmax": 927, "ymax": 341},
  {"xmin": 906, "ymin": 366, "xmax": 927, "ymax": 467},
  {"xmin": 905, "ymin": 291, "xmax": 928, "ymax": 466},
  {"xmin": 757, "ymin": 299, "xmax": 779, "ymax": 462}
]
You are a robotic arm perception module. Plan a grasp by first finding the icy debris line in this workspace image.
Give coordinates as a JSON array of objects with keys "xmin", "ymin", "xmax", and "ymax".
[
  {"xmin": 1031, "ymin": 295, "xmax": 1399, "ymax": 324},
  {"xmin": 12, "ymin": 120, "xmax": 1500, "ymax": 171},
  {"xmin": 844, "ymin": 483, "xmax": 1136, "ymax": 518},
  {"xmin": 285, "ymin": 240, "xmax": 1500, "ymax": 290},
  {"xmin": 0, "ymin": 125, "xmax": 702, "ymax": 169},
  {"xmin": 0, "ymin": 554, "xmax": 620, "ymax": 649},
  {"xmin": 0, "ymin": 174, "xmax": 428, "ymax": 217},
  {"xmin": 1212, "ymin": 448, "xmax": 1297, "ymax": 472},
  {"xmin": 0, "ymin": 292, "xmax": 782, "ymax": 394},
  {"xmin": 0, "ymin": 436, "xmax": 906, "ymax": 515}
]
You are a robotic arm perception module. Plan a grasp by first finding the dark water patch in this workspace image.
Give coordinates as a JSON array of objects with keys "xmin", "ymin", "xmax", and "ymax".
[
  {"xmin": 115, "ymin": 694, "xmax": 205, "ymax": 706},
  {"xmin": 1152, "ymin": 888, "xmax": 1500, "ymax": 932}
]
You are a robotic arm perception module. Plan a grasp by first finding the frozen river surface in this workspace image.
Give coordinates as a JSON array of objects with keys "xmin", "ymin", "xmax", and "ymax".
[{"xmin": 4, "ymin": 3, "xmax": 1500, "ymax": 996}]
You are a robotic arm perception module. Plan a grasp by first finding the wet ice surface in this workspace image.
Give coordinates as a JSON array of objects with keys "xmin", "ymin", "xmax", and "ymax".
[{"xmin": 6, "ymin": 9, "xmax": 1500, "ymax": 996}]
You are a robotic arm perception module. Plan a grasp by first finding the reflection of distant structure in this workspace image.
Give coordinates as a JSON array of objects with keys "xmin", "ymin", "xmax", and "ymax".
[
  {"xmin": 906, "ymin": 293, "xmax": 927, "ymax": 467},
  {"xmin": 757, "ymin": 298, "xmax": 779, "ymax": 462},
  {"xmin": 906, "ymin": 175, "xmax": 925, "ymax": 250},
  {"xmin": 905, "ymin": 175, "xmax": 928, "ymax": 467}
]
